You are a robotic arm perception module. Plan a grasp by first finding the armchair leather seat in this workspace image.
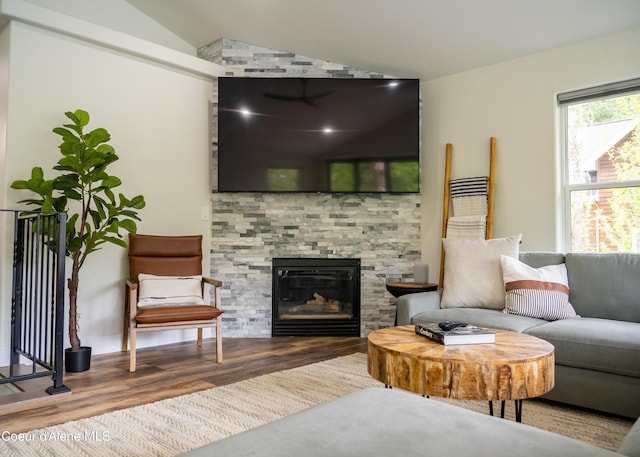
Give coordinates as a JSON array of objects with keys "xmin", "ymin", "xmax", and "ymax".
[{"xmin": 136, "ymin": 305, "xmax": 223, "ymax": 325}]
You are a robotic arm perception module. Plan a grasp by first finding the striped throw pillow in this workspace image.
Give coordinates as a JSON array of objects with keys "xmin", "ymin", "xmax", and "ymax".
[
  {"xmin": 137, "ymin": 274, "xmax": 205, "ymax": 307},
  {"xmin": 501, "ymin": 255, "xmax": 579, "ymax": 321}
]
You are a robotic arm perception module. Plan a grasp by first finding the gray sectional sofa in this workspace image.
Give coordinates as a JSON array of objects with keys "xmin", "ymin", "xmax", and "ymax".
[
  {"xmin": 396, "ymin": 252, "xmax": 640, "ymax": 418},
  {"xmin": 182, "ymin": 388, "xmax": 640, "ymax": 457}
]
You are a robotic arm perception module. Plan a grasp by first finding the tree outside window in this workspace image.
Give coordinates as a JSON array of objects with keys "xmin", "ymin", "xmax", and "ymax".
[{"xmin": 565, "ymin": 93, "xmax": 640, "ymax": 253}]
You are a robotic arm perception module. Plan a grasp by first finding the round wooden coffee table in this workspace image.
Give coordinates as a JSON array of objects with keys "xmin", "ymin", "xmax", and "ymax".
[{"xmin": 367, "ymin": 325, "xmax": 555, "ymax": 422}]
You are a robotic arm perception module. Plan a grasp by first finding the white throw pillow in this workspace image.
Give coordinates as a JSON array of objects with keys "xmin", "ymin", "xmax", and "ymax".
[
  {"xmin": 441, "ymin": 234, "xmax": 522, "ymax": 310},
  {"xmin": 137, "ymin": 273, "xmax": 204, "ymax": 307},
  {"xmin": 501, "ymin": 255, "xmax": 578, "ymax": 320}
]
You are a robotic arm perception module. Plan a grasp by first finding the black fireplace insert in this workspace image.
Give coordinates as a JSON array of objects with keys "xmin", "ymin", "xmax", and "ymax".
[{"xmin": 272, "ymin": 258, "xmax": 360, "ymax": 336}]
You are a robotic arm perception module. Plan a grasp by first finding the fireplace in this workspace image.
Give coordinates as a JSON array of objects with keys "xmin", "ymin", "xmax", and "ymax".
[{"xmin": 272, "ymin": 258, "xmax": 361, "ymax": 336}]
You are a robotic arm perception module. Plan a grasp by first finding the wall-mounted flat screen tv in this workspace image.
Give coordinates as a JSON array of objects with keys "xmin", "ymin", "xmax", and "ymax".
[{"xmin": 217, "ymin": 77, "xmax": 420, "ymax": 193}]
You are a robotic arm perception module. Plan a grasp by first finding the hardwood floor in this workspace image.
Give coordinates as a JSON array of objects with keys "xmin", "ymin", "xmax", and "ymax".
[{"xmin": 0, "ymin": 337, "xmax": 368, "ymax": 434}]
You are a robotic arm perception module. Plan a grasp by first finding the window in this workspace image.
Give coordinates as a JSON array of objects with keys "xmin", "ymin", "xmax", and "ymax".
[{"xmin": 559, "ymin": 78, "xmax": 640, "ymax": 253}]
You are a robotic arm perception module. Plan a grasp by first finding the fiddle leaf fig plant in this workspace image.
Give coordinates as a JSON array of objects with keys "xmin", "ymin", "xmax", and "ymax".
[{"xmin": 11, "ymin": 109, "xmax": 146, "ymax": 352}]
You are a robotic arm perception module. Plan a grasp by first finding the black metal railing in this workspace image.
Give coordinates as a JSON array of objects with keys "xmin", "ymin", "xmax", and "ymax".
[{"xmin": 1, "ymin": 210, "xmax": 70, "ymax": 395}]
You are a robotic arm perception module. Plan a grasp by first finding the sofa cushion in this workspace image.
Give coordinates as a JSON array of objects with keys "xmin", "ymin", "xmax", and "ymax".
[
  {"xmin": 524, "ymin": 318, "xmax": 640, "ymax": 378},
  {"xmin": 519, "ymin": 252, "xmax": 566, "ymax": 269},
  {"xmin": 501, "ymin": 255, "xmax": 579, "ymax": 321},
  {"xmin": 441, "ymin": 234, "xmax": 521, "ymax": 310},
  {"xmin": 412, "ymin": 308, "xmax": 547, "ymax": 333},
  {"xmin": 181, "ymin": 388, "xmax": 623, "ymax": 457},
  {"xmin": 565, "ymin": 253, "xmax": 640, "ymax": 322}
]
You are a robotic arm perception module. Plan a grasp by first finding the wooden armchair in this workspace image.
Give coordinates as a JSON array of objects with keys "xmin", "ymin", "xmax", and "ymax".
[{"xmin": 121, "ymin": 234, "xmax": 223, "ymax": 372}]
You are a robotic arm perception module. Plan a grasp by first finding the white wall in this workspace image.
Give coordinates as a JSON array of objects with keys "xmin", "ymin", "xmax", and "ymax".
[
  {"xmin": 0, "ymin": 23, "xmax": 11, "ymax": 366},
  {"xmin": 420, "ymin": 27, "xmax": 640, "ymax": 280},
  {"xmin": 0, "ymin": 20, "xmax": 217, "ymax": 361},
  {"xmin": 23, "ymin": 0, "xmax": 196, "ymax": 54}
]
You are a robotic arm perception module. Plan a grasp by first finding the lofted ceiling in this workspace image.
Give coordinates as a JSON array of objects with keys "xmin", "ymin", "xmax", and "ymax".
[{"xmin": 125, "ymin": 0, "xmax": 640, "ymax": 80}]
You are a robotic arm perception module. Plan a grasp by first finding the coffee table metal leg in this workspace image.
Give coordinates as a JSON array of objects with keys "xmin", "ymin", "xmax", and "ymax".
[
  {"xmin": 487, "ymin": 401, "xmax": 505, "ymax": 417},
  {"xmin": 515, "ymin": 400, "xmax": 523, "ymax": 423},
  {"xmin": 488, "ymin": 400, "xmax": 523, "ymax": 422}
]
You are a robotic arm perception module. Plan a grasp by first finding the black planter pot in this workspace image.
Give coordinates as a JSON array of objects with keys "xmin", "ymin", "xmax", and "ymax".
[{"xmin": 65, "ymin": 346, "xmax": 92, "ymax": 372}]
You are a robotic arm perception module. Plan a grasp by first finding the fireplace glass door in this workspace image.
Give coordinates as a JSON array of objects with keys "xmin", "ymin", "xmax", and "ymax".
[{"xmin": 272, "ymin": 258, "xmax": 360, "ymax": 336}]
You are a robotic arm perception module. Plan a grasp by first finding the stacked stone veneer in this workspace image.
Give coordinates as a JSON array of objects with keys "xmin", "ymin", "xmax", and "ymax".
[{"xmin": 198, "ymin": 39, "xmax": 422, "ymax": 337}]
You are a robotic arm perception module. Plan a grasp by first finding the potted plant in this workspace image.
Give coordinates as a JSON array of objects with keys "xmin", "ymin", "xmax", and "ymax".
[{"xmin": 11, "ymin": 109, "xmax": 145, "ymax": 372}]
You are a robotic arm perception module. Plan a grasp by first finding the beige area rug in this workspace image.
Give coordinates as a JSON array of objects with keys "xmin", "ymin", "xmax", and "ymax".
[{"xmin": 0, "ymin": 353, "xmax": 633, "ymax": 456}]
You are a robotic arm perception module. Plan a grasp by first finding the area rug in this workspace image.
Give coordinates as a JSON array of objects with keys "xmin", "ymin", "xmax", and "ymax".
[{"xmin": 0, "ymin": 353, "xmax": 633, "ymax": 456}]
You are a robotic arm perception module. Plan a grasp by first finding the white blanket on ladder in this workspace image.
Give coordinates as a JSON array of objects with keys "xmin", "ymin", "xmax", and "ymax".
[
  {"xmin": 452, "ymin": 195, "xmax": 487, "ymax": 217},
  {"xmin": 446, "ymin": 215, "xmax": 487, "ymax": 239}
]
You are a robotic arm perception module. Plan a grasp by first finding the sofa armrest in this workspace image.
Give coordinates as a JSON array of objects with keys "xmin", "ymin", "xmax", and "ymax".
[
  {"xmin": 396, "ymin": 290, "xmax": 442, "ymax": 325},
  {"xmin": 618, "ymin": 417, "xmax": 640, "ymax": 457}
]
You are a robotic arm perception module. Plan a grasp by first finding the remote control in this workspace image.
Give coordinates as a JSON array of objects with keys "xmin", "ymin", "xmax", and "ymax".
[{"xmin": 438, "ymin": 321, "xmax": 468, "ymax": 331}]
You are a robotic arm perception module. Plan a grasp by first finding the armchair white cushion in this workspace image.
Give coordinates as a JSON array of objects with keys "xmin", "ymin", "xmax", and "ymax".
[{"xmin": 137, "ymin": 274, "xmax": 205, "ymax": 307}]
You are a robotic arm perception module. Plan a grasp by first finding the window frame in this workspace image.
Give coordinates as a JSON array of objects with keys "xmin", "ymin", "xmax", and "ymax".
[{"xmin": 558, "ymin": 78, "xmax": 640, "ymax": 253}]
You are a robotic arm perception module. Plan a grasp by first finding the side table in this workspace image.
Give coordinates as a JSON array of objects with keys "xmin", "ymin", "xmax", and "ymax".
[
  {"xmin": 385, "ymin": 282, "xmax": 438, "ymax": 324},
  {"xmin": 385, "ymin": 282, "xmax": 438, "ymax": 298}
]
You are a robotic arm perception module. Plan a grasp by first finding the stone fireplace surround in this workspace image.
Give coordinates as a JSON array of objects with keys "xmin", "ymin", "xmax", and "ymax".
[{"xmin": 199, "ymin": 39, "xmax": 422, "ymax": 337}]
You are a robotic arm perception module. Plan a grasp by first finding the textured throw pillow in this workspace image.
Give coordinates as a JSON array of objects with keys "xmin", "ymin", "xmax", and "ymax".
[
  {"xmin": 441, "ymin": 234, "xmax": 522, "ymax": 310},
  {"xmin": 501, "ymin": 255, "xmax": 578, "ymax": 320},
  {"xmin": 137, "ymin": 274, "xmax": 204, "ymax": 307}
]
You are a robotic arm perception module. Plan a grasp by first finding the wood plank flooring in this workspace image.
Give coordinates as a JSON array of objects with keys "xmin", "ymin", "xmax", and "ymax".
[{"xmin": 0, "ymin": 337, "xmax": 368, "ymax": 434}]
